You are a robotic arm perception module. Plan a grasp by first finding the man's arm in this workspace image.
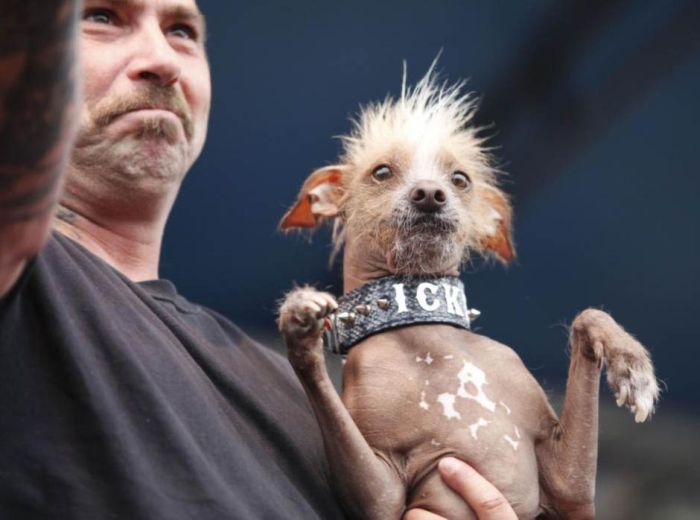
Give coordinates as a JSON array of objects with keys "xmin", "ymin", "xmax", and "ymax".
[{"xmin": 0, "ymin": 0, "xmax": 80, "ymax": 297}]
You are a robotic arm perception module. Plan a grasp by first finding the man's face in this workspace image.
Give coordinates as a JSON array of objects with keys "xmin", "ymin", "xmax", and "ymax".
[{"xmin": 73, "ymin": 0, "xmax": 210, "ymax": 187}]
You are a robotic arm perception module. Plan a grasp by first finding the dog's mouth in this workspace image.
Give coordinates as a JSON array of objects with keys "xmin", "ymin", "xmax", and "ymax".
[
  {"xmin": 379, "ymin": 211, "xmax": 462, "ymax": 274},
  {"xmin": 404, "ymin": 213, "xmax": 459, "ymax": 234}
]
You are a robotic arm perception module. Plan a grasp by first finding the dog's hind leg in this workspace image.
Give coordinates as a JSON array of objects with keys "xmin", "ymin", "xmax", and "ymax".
[
  {"xmin": 278, "ymin": 287, "xmax": 406, "ymax": 520},
  {"xmin": 536, "ymin": 309, "xmax": 658, "ymax": 519}
]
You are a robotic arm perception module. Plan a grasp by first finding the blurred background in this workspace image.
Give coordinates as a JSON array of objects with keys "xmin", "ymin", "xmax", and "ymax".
[{"xmin": 163, "ymin": 1, "xmax": 700, "ymax": 518}]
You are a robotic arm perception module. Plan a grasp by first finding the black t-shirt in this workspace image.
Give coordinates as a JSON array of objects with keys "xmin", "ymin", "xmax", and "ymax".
[{"xmin": 0, "ymin": 232, "xmax": 346, "ymax": 519}]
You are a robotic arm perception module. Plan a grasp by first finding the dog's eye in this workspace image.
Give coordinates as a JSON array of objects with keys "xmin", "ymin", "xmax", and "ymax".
[
  {"xmin": 451, "ymin": 171, "xmax": 472, "ymax": 191},
  {"xmin": 371, "ymin": 164, "xmax": 393, "ymax": 183}
]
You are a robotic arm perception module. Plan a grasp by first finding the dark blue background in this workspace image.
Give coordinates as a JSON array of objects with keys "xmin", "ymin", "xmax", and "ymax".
[{"xmin": 162, "ymin": 0, "xmax": 699, "ymax": 412}]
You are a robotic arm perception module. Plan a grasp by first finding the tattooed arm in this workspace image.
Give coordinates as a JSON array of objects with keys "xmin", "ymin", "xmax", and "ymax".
[{"xmin": 0, "ymin": 0, "xmax": 80, "ymax": 297}]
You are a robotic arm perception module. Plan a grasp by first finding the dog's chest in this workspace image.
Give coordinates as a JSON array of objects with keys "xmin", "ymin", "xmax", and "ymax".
[
  {"xmin": 341, "ymin": 325, "xmax": 544, "ymax": 513},
  {"xmin": 345, "ymin": 338, "xmax": 529, "ymax": 452}
]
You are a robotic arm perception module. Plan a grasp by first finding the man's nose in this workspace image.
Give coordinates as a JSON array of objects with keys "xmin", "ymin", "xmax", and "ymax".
[
  {"xmin": 410, "ymin": 181, "xmax": 447, "ymax": 213},
  {"xmin": 126, "ymin": 25, "xmax": 181, "ymax": 86}
]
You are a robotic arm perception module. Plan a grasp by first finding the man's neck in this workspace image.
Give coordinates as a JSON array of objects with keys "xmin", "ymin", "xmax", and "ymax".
[{"xmin": 53, "ymin": 203, "xmax": 164, "ymax": 282}]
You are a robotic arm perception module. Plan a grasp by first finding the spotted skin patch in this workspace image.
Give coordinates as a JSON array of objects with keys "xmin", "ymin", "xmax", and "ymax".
[
  {"xmin": 416, "ymin": 352, "xmax": 434, "ymax": 365},
  {"xmin": 456, "ymin": 361, "xmax": 496, "ymax": 412},
  {"xmin": 469, "ymin": 417, "xmax": 490, "ymax": 440},
  {"xmin": 437, "ymin": 392, "xmax": 461, "ymax": 420}
]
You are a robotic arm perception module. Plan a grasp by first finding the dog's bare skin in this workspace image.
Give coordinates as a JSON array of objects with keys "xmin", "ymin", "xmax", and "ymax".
[{"xmin": 278, "ymin": 70, "xmax": 658, "ymax": 519}]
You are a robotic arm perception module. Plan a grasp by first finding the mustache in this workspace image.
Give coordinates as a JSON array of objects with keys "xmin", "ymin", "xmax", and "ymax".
[{"xmin": 92, "ymin": 87, "xmax": 194, "ymax": 139}]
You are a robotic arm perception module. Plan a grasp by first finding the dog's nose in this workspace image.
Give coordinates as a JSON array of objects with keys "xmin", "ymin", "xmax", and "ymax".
[{"xmin": 410, "ymin": 181, "xmax": 447, "ymax": 213}]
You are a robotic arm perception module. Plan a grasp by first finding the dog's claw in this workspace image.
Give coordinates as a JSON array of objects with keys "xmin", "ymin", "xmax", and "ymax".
[
  {"xmin": 615, "ymin": 384, "xmax": 629, "ymax": 407},
  {"xmin": 278, "ymin": 286, "xmax": 338, "ymax": 340},
  {"xmin": 634, "ymin": 406, "xmax": 648, "ymax": 423}
]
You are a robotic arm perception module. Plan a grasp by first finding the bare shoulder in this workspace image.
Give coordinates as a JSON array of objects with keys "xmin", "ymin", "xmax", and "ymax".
[
  {"xmin": 463, "ymin": 330, "xmax": 528, "ymax": 365},
  {"xmin": 466, "ymin": 332, "xmax": 543, "ymax": 390},
  {"xmin": 465, "ymin": 331, "xmax": 559, "ymax": 426},
  {"xmin": 345, "ymin": 333, "xmax": 409, "ymax": 370}
]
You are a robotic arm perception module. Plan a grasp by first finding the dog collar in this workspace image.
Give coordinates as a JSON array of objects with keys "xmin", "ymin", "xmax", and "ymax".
[{"xmin": 324, "ymin": 275, "xmax": 480, "ymax": 356}]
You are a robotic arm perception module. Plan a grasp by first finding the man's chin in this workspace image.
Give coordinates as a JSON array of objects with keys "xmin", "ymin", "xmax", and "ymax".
[
  {"xmin": 125, "ymin": 145, "xmax": 188, "ymax": 180},
  {"xmin": 73, "ymin": 135, "xmax": 188, "ymax": 184}
]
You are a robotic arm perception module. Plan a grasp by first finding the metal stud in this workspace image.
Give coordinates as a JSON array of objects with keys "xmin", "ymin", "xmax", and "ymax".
[
  {"xmin": 467, "ymin": 308, "xmax": 481, "ymax": 321},
  {"xmin": 354, "ymin": 304, "xmax": 371, "ymax": 316},
  {"xmin": 376, "ymin": 298, "xmax": 390, "ymax": 310},
  {"xmin": 337, "ymin": 312, "xmax": 356, "ymax": 326}
]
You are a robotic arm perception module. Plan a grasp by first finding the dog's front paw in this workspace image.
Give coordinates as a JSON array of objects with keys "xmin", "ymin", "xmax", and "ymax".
[
  {"xmin": 606, "ymin": 340, "xmax": 659, "ymax": 423},
  {"xmin": 572, "ymin": 308, "xmax": 659, "ymax": 422},
  {"xmin": 278, "ymin": 287, "xmax": 337, "ymax": 370},
  {"xmin": 278, "ymin": 287, "xmax": 337, "ymax": 339}
]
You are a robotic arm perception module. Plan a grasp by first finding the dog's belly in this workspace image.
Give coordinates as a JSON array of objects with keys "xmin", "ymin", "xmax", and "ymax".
[{"xmin": 342, "ymin": 325, "xmax": 552, "ymax": 519}]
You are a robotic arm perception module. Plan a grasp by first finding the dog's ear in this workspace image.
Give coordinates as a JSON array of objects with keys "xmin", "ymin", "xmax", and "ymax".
[
  {"xmin": 479, "ymin": 186, "xmax": 516, "ymax": 264},
  {"xmin": 279, "ymin": 166, "xmax": 345, "ymax": 231}
]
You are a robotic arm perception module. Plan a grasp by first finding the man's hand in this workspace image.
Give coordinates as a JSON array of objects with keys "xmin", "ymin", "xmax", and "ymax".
[{"xmin": 404, "ymin": 457, "xmax": 517, "ymax": 520}]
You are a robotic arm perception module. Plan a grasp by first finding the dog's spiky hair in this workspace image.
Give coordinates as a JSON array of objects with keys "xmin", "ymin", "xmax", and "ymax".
[{"xmin": 338, "ymin": 60, "xmax": 494, "ymax": 181}]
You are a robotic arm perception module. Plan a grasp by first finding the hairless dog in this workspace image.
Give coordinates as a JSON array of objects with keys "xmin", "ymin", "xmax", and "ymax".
[{"xmin": 278, "ymin": 67, "xmax": 659, "ymax": 519}]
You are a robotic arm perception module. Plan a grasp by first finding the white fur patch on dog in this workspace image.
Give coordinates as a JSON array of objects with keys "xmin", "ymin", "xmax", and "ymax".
[
  {"xmin": 437, "ymin": 392, "xmax": 461, "ymax": 420},
  {"xmin": 433, "ymin": 360, "xmax": 498, "ymax": 421},
  {"xmin": 503, "ymin": 426, "xmax": 522, "ymax": 451},
  {"xmin": 468, "ymin": 417, "xmax": 490, "ymax": 440},
  {"xmin": 498, "ymin": 401, "xmax": 512, "ymax": 415},
  {"xmin": 416, "ymin": 352, "xmax": 434, "ymax": 365},
  {"xmin": 419, "ymin": 391, "xmax": 430, "ymax": 411},
  {"xmin": 457, "ymin": 361, "xmax": 496, "ymax": 412}
]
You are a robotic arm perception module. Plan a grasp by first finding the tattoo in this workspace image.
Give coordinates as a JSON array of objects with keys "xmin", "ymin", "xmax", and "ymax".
[
  {"xmin": 55, "ymin": 204, "xmax": 77, "ymax": 224},
  {"xmin": 0, "ymin": 1, "xmax": 79, "ymax": 224},
  {"xmin": 53, "ymin": 203, "xmax": 81, "ymax": 241}
]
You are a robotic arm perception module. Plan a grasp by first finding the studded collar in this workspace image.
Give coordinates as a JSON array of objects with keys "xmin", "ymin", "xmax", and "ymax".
[{"xmin": 323, "ymin": 275, "xmax": 479, "ymax": 355}]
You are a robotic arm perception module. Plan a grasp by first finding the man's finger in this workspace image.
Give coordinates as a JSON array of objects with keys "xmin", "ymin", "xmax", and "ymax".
[
  {"xmin": 403, "ymin": 507, "xmax": 446, "ymax": 520},
  {"xmin": 438, "ymin": 457, "xmax": 517, "ymax": 520}
]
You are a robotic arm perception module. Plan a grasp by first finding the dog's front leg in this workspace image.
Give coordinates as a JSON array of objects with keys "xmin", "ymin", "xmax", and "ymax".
[
  {"xmin": 537, "ymin": 309, "xmax": 659, "ymax": 519},
  {"xmin": 278, "ymin": 287, "xmax": 406, "ymax": 520}
]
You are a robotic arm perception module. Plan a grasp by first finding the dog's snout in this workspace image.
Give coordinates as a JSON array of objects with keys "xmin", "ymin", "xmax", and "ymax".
[{"xmin": 410, "ymin": 181, "xmax": 447, "ymax": 213}]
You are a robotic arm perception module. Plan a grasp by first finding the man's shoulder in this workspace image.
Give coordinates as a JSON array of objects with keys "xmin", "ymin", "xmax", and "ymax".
[
  {"xmin": 195, "ymin": 304, "xmax": 294, "ymax": 375},
  {"xmin": 0, "ymin": 231, "xmax": 89, "ymax": 308}
]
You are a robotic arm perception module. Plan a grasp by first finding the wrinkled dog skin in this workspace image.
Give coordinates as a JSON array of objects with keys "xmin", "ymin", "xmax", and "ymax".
[{"xmin": 277, "ymin": 66, "xmax": 659, "ymax": 520}]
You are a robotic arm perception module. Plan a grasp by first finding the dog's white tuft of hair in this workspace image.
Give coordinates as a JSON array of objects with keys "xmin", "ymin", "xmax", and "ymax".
[{"xmin": 339, "ymin": 61, "xmax": 494, "ymax": 182}]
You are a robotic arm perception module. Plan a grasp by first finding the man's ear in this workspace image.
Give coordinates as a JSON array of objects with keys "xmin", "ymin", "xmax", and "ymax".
[
  {"xmin": 279, "ymin": 166, "xmax": 345, "ymax": 231},
  {"xmin": 479, "ymin": 186, "xmax": 516, "ymax": 264}
]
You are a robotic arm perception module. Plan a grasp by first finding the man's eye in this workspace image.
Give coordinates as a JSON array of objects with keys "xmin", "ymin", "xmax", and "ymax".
[
  {"xmin": 169, "ymin": 24, "xmax": 197, "ymax": 40},
  {"xmin": 83, "ymin": 8, "xmax": 115, "ymax": 25}
]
